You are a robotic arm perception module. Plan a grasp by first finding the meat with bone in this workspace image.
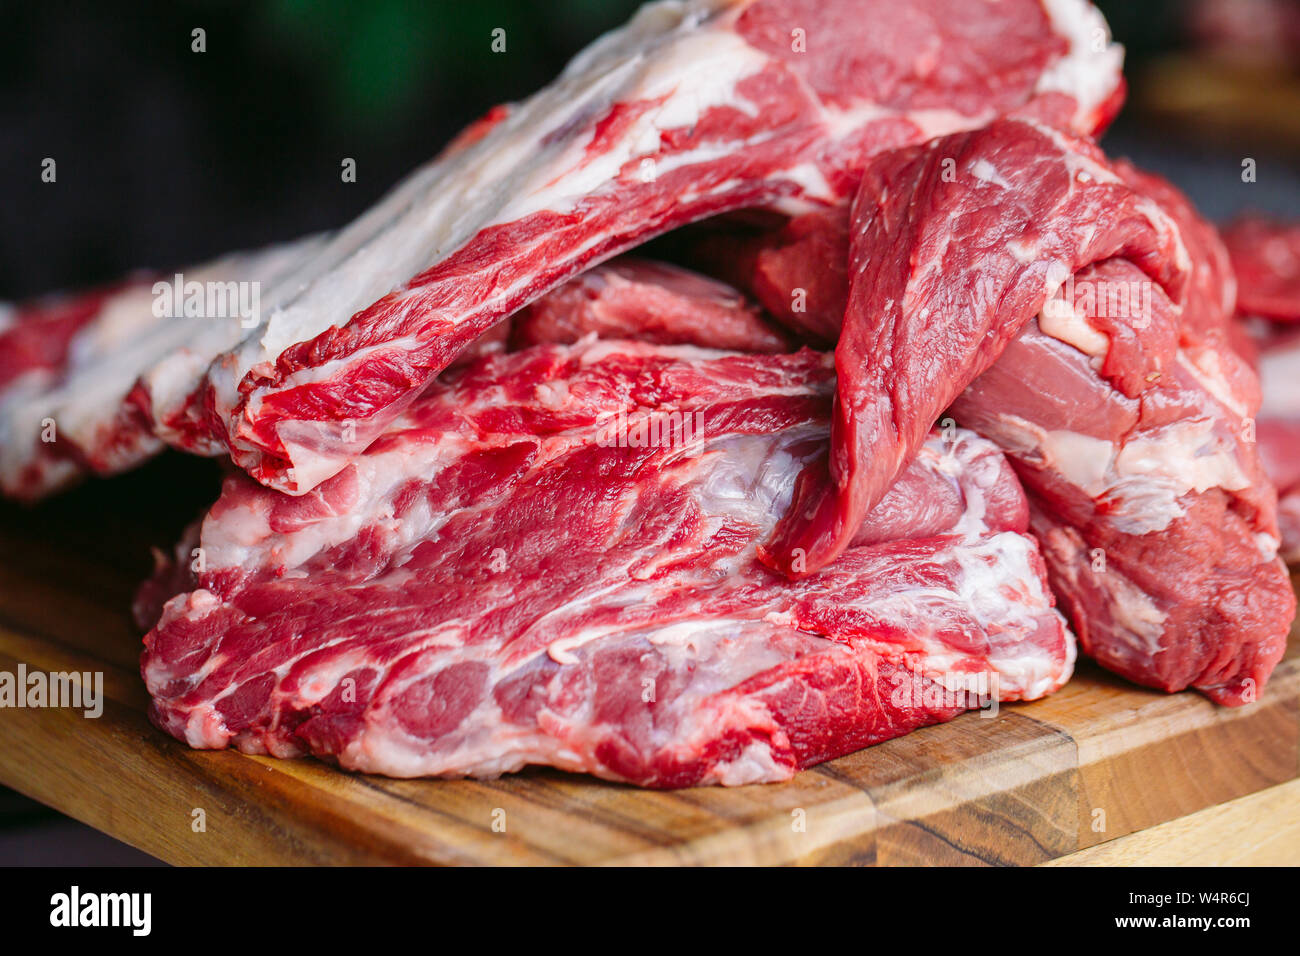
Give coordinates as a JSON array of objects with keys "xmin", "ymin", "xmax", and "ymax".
[
  {"xmin": 746, "ymin": 118, "xmax": 1290, "ymax": 704},
  {"xmin": 133, "ymin": 0, "xmax": 1122, "ymax": 496},
  {"xmin": 0, "ymin": 237, "xmax": 323, "ymax": 501},
  {"xmin": 140, "ymin": 340, "xmax": 1072, "ymax": 786}
]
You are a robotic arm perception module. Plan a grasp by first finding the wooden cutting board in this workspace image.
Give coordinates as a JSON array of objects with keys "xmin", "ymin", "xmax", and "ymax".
[{"xmin": 0, "ymin": 456, "xmax": 1297, "ymax": 866}]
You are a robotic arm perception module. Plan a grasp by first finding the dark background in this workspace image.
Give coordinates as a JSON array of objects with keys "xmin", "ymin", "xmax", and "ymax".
[
  {"xmin": 1, "ymin": 0, "xmax": 1299, "ymax": 865},
  {"xmin": 3, "ymin": 0, "xmax": 1300, "ymax": 300},
  {"xmin": 0, "ymin": 0, "xmax": 651, "ymax": 299}
]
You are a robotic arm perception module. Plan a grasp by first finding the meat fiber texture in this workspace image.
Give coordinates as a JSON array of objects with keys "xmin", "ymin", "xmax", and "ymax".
[
  {"xmin": 115, "ymin": 0, "xmax": 1123, "ymax": 498},
  {"xmin": 139, "ymin": 339, "xmax": 1073, "ymax": 786},
  {"xmin": 1226, "ymin": 217, "xmax": 1300, "ymax": 559},
  {"xmin": 745, "ymin": 119, "xmax": 1291, "ymax": 705}
]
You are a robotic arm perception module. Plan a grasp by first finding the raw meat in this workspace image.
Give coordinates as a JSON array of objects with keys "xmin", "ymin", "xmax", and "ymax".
[
  {"xmin": 749, "ymin": 119, "xmax": 1290, "ymax": 704},
  {"xmin": 510, "ymin": 258, "xmax": 790, "ymax": 352},
  {"xmin": 1249, "ymin": 328, "xmax": 1300, "ymax": 559},
  {"xmin": 687, "ymin": 207, "xmax": 853, "ymax": 346},
  {"xmin": 11, "ymin": 0, "xmax": 1288, "ymax": 790},
  {"xmin": 143, "ymin": 0, "xmax": 1123, "ymax": 496},
  {"xmin": 1115, "ymin": 161, "xmax": 1239, "ymax": 345},
  {"xmin": 1223, "ymin": 217, "xmax": 1300, "ymax": 323},
  {"xmin": 952, "ymin": 315, "xmax": 1290, "ymax": 705},
  {"xmin": 1190, "ymin": 0, "xmax": 1300, "ymax": 69},
  {"xmin": 764, "ymin": 118, "xmax": 1191, "ymax": 574},
  {"xmin": 1228, "ymin": 217, "xmax": 1300, "ymax": 558},
  {"xmin": 0, "ymin": 238, "xmax": 322, "ymax": 500},
  {"xmin": 0, "ymin": 281, "xmax": 140, "ymax": 498},
  {"xmin": 140, "ymin": 340, "xmax": 1073, "ymax": 786}
]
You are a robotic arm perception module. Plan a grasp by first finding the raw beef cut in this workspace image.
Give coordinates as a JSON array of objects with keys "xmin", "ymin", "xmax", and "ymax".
[
  {"xmin": 509, "ymin": 258, "xmax": 790, "ymax": 352},
  {"xmin": 750, "ymin": 118, "xmax": 1290, "ymax": 704},
  {"xmin": 1189, "ymin": 0, "xmax": 1300, "ymax": 63},
  {"xmin": 952, "ymin": 316, "xmax": 1290, "ymax": 705},
  {"xmin": 764, "ymin": 118, "xmax": 1190, "ymax": 575},
  {"xmin": 1223, "ymin": 217, "xmax": 1300, "ymax": 323},
  {"xmin": 12, "ymin": 0, "xmax": 1291, "ymax": 790},
  {"xmin": 139, "ymin": 340, "xmax": 1073, "ymax": 786},
  {"xmin": 138, "ymin": 0, "xmax": 1123, "ymax": 496},
  {"xmin": 0, "ymin": 238, "xmax": 322, "ymax": 500},
  {"xmin": 962, "ymin": 165, "xmax": 1292, "ymax": 705},
  {"xmin": 1254, "ymin": 342, "xmax": 1300, "ymax": 562},
  {"xmin": 685, "ymin": 207, "xmax": 853, "ymax": 346},
  {"xmin": 1114, "ymin": 161, "xmax": 1240, "ymax": 346},
  {"xmin": 1227, "ymin": 216, "xmax": 1300, "ymax": 559},
  {"xmin": 0, "ymin": 281, "xmax": 139, "ymax": 498}
]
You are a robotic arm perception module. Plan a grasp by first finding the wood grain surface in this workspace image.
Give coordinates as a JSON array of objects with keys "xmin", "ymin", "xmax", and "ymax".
[
  {"xmin": 0, "ymin": 456, "xmax": 1297, "ymax": 866},
  {"xmin": 1043, "ymin": 778, "xmax": 1300, "ymax": 867}
]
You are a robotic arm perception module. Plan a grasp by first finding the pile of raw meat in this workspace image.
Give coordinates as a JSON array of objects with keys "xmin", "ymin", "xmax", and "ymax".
[{"xmin": 3, "ymin": 0, "xmax": 1297, "ymax": 787}]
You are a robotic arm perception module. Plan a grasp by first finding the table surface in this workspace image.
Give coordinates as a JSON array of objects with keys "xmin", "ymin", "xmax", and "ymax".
[{"xmin": 0, "ymin": 457, "xmax": 1297, "ymax": 865}]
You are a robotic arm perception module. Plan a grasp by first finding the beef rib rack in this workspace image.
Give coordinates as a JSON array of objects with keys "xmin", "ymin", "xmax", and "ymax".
[{"xmin": 139, "ymin": 340, "xmax": 1073, "ymax": 786}]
